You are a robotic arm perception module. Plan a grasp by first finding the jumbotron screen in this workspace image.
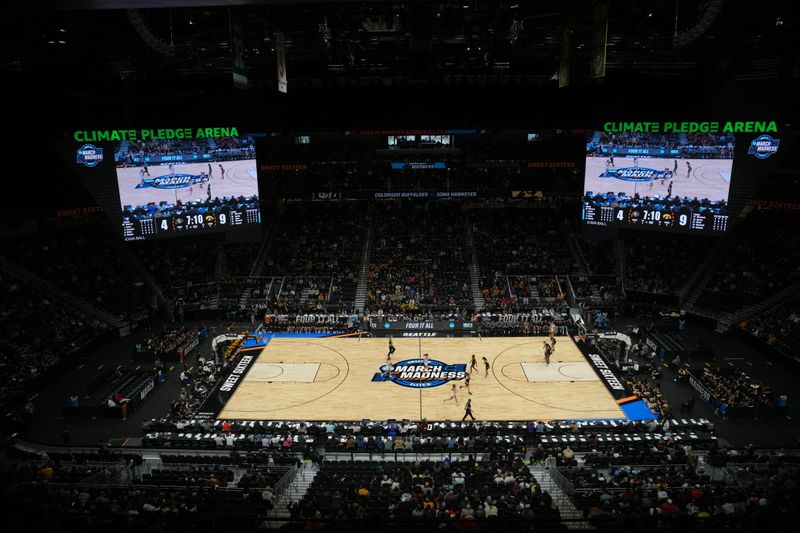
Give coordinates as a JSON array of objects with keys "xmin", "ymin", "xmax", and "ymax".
[
  {"xmin": 114, "ymin": 135, "xmax": 260, "ymax": 241},
  {"xmin": 582, "ymin": 132, "xmax": 735, "ymax": 233}
]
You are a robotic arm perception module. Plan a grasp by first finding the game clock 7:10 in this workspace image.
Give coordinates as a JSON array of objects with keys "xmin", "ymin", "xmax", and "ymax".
[{"xmin": 615, "ymin": 208, "xmax": 690, "ymax": 227}]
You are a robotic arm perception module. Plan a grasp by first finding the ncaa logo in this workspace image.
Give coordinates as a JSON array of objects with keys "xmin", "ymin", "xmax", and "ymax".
[
  {"xmin": 77, "ymin": 144, "xmax": 103, "ymax": 167},
  {"xmin": 748, "ymin": 135, "xmax": 780, "ymax": 159},
  {"xmin": 372, "ymin": 358, "xmax": 467, "ymax": 389}
]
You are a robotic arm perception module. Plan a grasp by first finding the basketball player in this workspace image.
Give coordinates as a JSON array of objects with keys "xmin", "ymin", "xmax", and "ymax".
[
  {"xmin": 460, "ymin": 373, "xmax": 473, "ymax": 395},
  {"xmin": 469, "ymin": 354, "xmax": 478, "ymax": 373},
  {"xmin": 462, "ymin": 398, "xmax": 475, "ymax": 422},
  {"xmin": 543, "ymin": 341, "xmax": 552, "ymax": 366},
  {"xmin": 169, "ymin": 163, "xmax": 175, "ymax": 176},
  {"xmin": 383, "ymin": 356, "xmax": 394, "ymax": 378},
  {"xmin": 667, "ymin": 181, "xmax": 673, "ymax": 198},
  {"xmin": 443, "ymin": 383, "xmax": 458, "ymax": 405},
  {"xmin": 482, "ymin": 356, "xmax": 490, "ymax": 377},
  {"xmin": 633, "ymin": 156, "xmax": 638, "ymax": 168},
  {"xmin": 422, "ymin": 352, "xmax": 430, "ymax": 370},
  {"xmin": 139, "ymin": 168, "xmax": 146, "ymax": 186},
  {"xmin": 609, "ymin": 154, "xmax": 615, "ymax": 167},
  {"xmin": 207, "ymin": 184, "xmax": 212, "ymax": 201},
  {"xmin": 143, "ymin": 163, "xmax": 150, "ymax": 176},
  {"xmin": 686, "ymin": 161, "xmax": 692, "ymax": 177},
  {"xmin": 673, "ymin": 159, "xmax": 678, "ymax": 173},
  {"xmin": 208, "ymin": 163, "xmax": 213, "ymax": 177},
  {"xmin": 219, "ymin": 164, "xmax": 225, "ymax": 180},
  {"xmin": 387, "ymin": 336, "xmax": 396, "ymax": 359}
]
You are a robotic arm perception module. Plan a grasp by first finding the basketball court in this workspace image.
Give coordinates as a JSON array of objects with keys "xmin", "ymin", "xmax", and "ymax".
[
  {"xmin": 116, "ymin": 159, "xmax": 259, "ymax": 208},
  {"xmin": 584, "ymin": 156, "xmax": 732, "ymax": 201},
  {"xmin": 218, "ymin": 336, "xmax": 624, "ymax": 422}
]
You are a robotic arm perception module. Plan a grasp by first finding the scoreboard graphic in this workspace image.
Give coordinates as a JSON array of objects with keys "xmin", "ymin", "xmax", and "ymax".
[
  {"xmin": 114, "ymin": 135, "xmax": 260, "ymax": 241},
  {"xmin": 582, "ymin": 132, "xmax": 735, "ymax": 234}
]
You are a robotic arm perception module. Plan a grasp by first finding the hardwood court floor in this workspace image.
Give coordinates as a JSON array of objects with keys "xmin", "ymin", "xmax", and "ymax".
[{"xmin": 218, "ymin": 336, "xmax": 624, "ymax": 422}]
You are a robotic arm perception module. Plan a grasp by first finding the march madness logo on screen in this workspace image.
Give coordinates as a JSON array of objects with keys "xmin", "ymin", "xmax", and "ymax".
[
  {"xmin": 372, "ymin": 358, "xmax": 467, "ymax": 389},
  {"xmin": 136, "ymin": 173, "xmax": 210, "ymax": 190},
  {"xmin": 77, "ymin": 144, "xmax": 103, "ymax": 167},
  {"xmin": 748, "ymin": 135, "xmax": 780, "ymax": 159},
  {"xmin": 599, "ymin": 167, "xmax": 673, "ymax": 182}
]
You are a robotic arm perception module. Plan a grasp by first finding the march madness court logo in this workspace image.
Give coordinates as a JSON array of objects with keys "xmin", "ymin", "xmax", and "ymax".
[
  {"xmin": 748, "ymin": 135, "xmax": 780, "ymax": 159},
  {"xmin": 372, "ymin": 358, "xmax": 467, "ymax": 389},
  {"xmin": 136, "ymin": 173, "xmax": 210, "ymax": 190},
  {"xmin": 599, "ymin": 167, "xmax": 673, "ymax": 182},
  {"xmin": 77, "ymin": 144, "xmax": 103, "ymax": 167}
]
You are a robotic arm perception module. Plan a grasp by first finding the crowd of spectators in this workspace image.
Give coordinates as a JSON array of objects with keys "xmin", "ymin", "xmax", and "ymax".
[
  {"xmin": 268, "ymin": 276, "xmax": 340, "ymax": 313},
  {"xmin": 568, "ymin": 276, "xmax": 623, "ymax": 303},
  {"xmin": 133, "ymin": 239, "xmax": 218, "ymax": 294},
  {"xmin": 168, "ymin": 352, "xmax": 233, "ymax": 419},
  {"xmin": 624, "ymin": 234, "xmax": 711, "ymax": 294},
  {"xmin": 262, "ymin": 202, "xmax": 364, "ymax": 311},
  {"xmin": 299, "ymin": 448, "xmax": 563, "ymax": 524},
  {"xmin": 699, "ymin": 210, "xmax": 800, "ymax": 312},
  {"xmin": 120, "ymin": 138, "xmax": 208, "ymax": 159},
  {"xmin": 583, "ymin": 192, "xmax": 728, "ymax": 216},
  {"xmin": 367, "ymin": 202, "xmax": 472, "ymax": 312},
  {"xmin": 625, "ymin": 376, "xmax": 672, "ymax": 419},
  {"xmin": 476, "ymin": 310, "xmax": 570, "ymax": 336},
  {"xmin": 738, "ymin": 300, "xmax": 800, "ymax": 359},
  {"xmin": 0, "ymin": 272, "xmax": 107, "ymax": 419},
  {"xmin": 592, "ymin": 132, "xmax": 682, "ymax": 152},
  {"xmin": 4, "ymin": 219, "xmax": 146, "ymax": 320},
  {"xmin": 473, "ymin": 205, "xmax": 576, "ymax": 311},
  {"xmin": 220, "ymin": 242, "xmax": 259, "ymax": 278},
  {"xmin": 696, "ymin": 367, "xmax": 776, "ymax": 411},
  {"xmin": 578, "ymin": 238, "xmax": 616, "ymax": 275},
  {"xmin": 1, "ymin": 463, "xmax": 274, "ymax": 530},
  {"xmin": 140, "ymin": 327, "xmax": 198, "ymax": 359},
  {"xmin": 261, "ymin": 313, "xmax": 356, "ymax": 334},
  {"xmin": 569, "ymin": 462, "xmax": 788, "ymax": 527},
  {"xmin": 117, "ymin": 136, "xmax": 255, "ymax": 163},
  {"xmin": 122, "ymin": 195, "xmax": 259, "ymax": 219}
]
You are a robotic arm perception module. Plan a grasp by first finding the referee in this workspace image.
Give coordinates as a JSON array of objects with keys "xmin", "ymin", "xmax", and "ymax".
[{"xmin": 462, "ymin": 399, "xmax": 475, "ymax": 421}]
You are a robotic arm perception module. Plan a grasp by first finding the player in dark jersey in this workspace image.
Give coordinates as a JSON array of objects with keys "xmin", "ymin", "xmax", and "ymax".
[
  {"xmin": 469, "ymin": 354, "xmax": 478, "ymax": 373},
  {"xmin": 219, "ymin": 164, "xmax": 225, "ymax": 180},
  {"xmin": 143, "ymin": 163, "xmax": 150, "ymax": 176},
  {"xmin": 544, "ymin": 341, "xmax": 552, "ymax": 366},
  {"xmin": 686, "ymin": 161, "xmax": 692, "ymax": 177},
  {"xmin": 482, "ymin": 356, "xmax": 490, "ymax": 377},
  {"xmin": 387, "ymin": 336, "xmax": 395, "ymax": 359},
  {"xmin": 460, "ymin": 373, "xmax": 472, "ymax": 395},
  {"xmin": 422, "ymin": 352, "xmax": 430, "ymax": 370}
]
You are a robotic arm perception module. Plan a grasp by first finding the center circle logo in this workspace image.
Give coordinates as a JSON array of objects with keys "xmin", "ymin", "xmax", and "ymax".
[{"xmin": 372, "ymin": 358, "xmax": 467, "ymax": 389}]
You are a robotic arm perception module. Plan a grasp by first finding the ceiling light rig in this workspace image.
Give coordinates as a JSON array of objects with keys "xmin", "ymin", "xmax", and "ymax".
[
  {"xmin": 507, "ymin": 19, "xmax": 523, "ymax": 46},
  {"xmin": 319, "ymin": 17, "xmax": 332, "ymax": 49}
]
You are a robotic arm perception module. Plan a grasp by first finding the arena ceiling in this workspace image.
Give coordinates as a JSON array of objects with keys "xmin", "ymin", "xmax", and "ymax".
[{"xmin": 22, "ymin": 1, "xmax": 798, "ymax": 93}]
